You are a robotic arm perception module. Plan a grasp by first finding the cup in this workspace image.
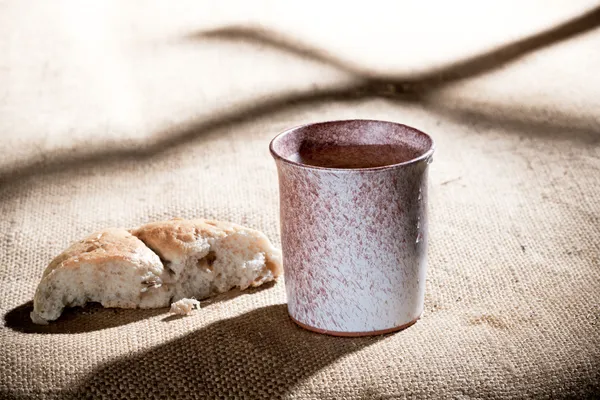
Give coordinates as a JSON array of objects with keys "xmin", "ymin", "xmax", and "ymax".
[{"xmin": 270, "ymin": 119, "xmax": 434, "ymax": 336}]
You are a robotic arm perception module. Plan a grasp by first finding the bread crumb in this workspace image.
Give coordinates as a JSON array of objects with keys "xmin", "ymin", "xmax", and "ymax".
[{"xmin": 170, "ymin": 298, "xmax": 200, "ymax": 315}]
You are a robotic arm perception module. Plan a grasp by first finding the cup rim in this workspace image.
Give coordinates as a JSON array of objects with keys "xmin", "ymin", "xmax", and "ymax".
[{"xmin": 269, "ymin": 119, "xmax": 435, "ymax": 172}]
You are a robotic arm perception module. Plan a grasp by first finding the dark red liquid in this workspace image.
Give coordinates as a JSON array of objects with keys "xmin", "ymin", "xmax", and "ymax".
[{"xmin": 291, "ymin": 144, "xmax": 420, "ymax": 169}]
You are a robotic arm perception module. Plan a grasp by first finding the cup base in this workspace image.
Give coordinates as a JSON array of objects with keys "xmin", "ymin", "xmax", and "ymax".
[{"xmin": 289, "ymin": 314, "xmax": 421, "ymax": 337}]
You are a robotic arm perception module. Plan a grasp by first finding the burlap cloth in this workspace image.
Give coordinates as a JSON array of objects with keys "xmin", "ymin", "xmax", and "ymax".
[{"xmin": 1, "ymin": 1, "xmax": 599, "ymax": 398}]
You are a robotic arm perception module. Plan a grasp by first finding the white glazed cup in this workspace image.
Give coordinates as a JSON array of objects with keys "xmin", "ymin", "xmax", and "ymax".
[{"xmin": 270, "ymin": 120, "xmax": 434, "ymax": 336}]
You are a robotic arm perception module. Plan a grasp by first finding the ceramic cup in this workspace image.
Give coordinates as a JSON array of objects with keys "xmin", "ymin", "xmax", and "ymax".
[{"xmin": 270, "ymin": 119, "xmax": 434, "ymax": 336}]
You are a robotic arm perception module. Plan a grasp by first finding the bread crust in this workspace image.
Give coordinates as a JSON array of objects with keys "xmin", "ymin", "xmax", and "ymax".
[
  {"xmin": 129, "ymin": 218, "xmax": 235, "ymax": 261},
  {"xmin": 43, "ymin": 228, "xmax": 163, "ymax": 276}
]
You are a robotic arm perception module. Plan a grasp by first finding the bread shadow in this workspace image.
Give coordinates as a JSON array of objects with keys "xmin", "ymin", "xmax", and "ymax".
[
  {"xmin": 161, "ymin": 281, "xmax": 278, "ymax": 322},
  {"xmin": 3, "ymin": 301, "xmax": 168, "ymax": 334},
  {"xmin": 4, "ymin": 282, "xmax": 278, "ymax": 334},
  {"xmin": 200, "ymin": 280, "xmax": 278, "ymax": 307},
  {"xmin": 64, "ymin": 304, "xmax": 387, "ymax": 399}
]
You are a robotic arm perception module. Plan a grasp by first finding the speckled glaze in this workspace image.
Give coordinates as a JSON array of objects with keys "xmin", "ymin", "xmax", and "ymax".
[{"xmin": 270, "ymin": 120, "xmax": 434, "ymax": 336}]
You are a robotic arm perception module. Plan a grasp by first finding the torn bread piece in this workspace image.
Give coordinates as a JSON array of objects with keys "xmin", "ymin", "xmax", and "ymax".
[
  {"xmin": 31, "ymin": 219, "xmax": 282, "ymax": 324},
  {"xmin": 170, "ymin": 298, "xmax": 200, "ymax": 315},
  {"xmin": 131, "ymin": 218, "xmax": 282, "ymax": 302},
  {"xmin": 30, "ymin": 228, "xmax": 169, "ymax": 324}
]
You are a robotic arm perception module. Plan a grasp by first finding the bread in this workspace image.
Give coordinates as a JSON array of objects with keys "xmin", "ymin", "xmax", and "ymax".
[{"xmin": 30, "ymin": 218, "xmax": 282, "ymax": 324}]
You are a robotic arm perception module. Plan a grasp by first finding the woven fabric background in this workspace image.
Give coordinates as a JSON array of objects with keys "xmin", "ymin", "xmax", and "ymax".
[{"xmin": 1, "ymin": 1, "xmax": 599, "ymax": 398}]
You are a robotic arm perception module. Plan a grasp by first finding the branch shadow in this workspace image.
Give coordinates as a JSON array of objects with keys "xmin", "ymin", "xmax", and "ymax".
[
  {"xmin": 424, "ymin": 99, "xmax": 600, "ymax": 144},
  {"xmin": 192, "ymin": 7, "xmax": 600, "ymax": 142},
  {"xmin": 193, "ymin": 5, "xmax": 600, "ymax": 89},
  {"xmin": 0, "ymin": 85, "xmax": 379, "ymax": 190},
  {"xmin": 189, "ymin": 26, "xmax": 365, "ymax": 76},
  {"xmin": 3, "ymin": 282, "xmax": 278, "ymax": 334},
  {"xmin": 63, "ymin": 304, "xmax": 386, "ymax": 399},
  {"xmin": 1, "ymin": 6, "xmax": 599, "ymax": 190}
]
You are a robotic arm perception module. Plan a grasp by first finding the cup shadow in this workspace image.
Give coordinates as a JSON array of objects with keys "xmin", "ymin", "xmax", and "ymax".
[
  {"xmin": 63, "ymin": 304, "xmax": 385, "ymax": 399},
  {"xmin": 3, "ymin": 282, "xmax": 278, "ymax": 334}
]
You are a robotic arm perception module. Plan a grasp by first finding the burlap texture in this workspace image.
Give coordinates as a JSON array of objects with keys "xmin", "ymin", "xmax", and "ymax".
[{"xmin": 1, "ymin": 1, "xmax": 599, "ymax": 398}]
